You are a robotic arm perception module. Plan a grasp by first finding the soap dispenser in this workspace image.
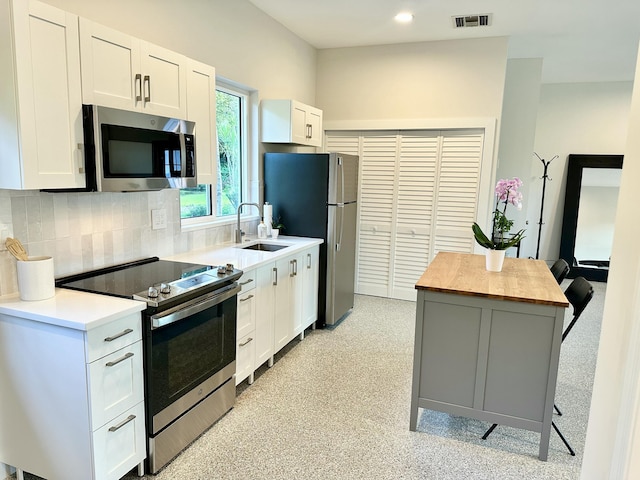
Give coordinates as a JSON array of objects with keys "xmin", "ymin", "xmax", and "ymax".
[{"xmin": 258, "ymin": 219, "xmax": 267, "ymax": 239}]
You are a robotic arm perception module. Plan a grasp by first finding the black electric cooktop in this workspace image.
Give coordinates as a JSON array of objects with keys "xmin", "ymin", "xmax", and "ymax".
[{"xmin": 56, "ymin": 257, "xmax": 242, "ymax": 307}]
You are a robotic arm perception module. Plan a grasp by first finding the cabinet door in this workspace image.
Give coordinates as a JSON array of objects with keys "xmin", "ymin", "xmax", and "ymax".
[
  {"xmin": 255, "ymin": 264, "xmax": 275, "ymax": 368},
  {"xmin": 186, "ymin": 59, "xmax": 217, "ymax": 185},
  {"xmin": 236, "ymin": 333, "xmax": 255, "ymax": 386},
  {"xmin": 237, "ymin": 289, "xmax": 256, "ymax": 339},
  {"xmin": 301, "ymin": 245, "xmax": 320, "ymax": 330},
  {"xmin": 290, "ymin": 252, "xmax": 304, "ymax": 337},
  {"xmin": 273, "ymin": 256, "xmax": 294, "ymax": 352},
  {"xmin": 290, "ymin": 102, "xmax": 308, "ymax": 145},
  {"xmin": 140, "ymin": 41, "xmax": 187, "ymax": 118},
  {"xmin": 79, "ymin": 19, "xmax": 140, "ymax": 110},
  {"xmin": 88, "ymin": 341, "xmax": 144, "ymax": 430},
  {"xmin": 11, "ymin": 0, "xmax": 85, "ymax": 189},
  {"xmin": 306, "ymin": 106, "xmax": 323, "ymax": 147},
  {"xmin": 92, "ymin": 402, "xmax": 146, "ymax": 480}
]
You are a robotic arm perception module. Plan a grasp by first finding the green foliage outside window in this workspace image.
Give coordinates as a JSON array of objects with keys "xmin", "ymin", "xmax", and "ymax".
[{"xmin": 180, "ymin": 88, "xmax": 243, "ymax": 220}]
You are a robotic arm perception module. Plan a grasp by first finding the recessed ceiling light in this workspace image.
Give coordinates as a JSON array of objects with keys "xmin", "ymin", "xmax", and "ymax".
[{"xmin": 394, "ymin": 12, "xmax": 414, "ymax": 23}]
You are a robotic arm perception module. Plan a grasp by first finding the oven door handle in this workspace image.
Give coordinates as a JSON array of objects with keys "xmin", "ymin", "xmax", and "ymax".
[{"xmin": 150, "ymin": 283, "xmax": 240, "ymax": 330}]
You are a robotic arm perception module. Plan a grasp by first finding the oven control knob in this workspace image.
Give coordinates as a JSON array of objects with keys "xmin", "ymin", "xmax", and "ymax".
[
  {"xmin": 148, "ymin": 286, "xmax": 159, "ymax": 298},
  {"xmin": 217, "ymin": 265, "xmax": 227, "ymax": 275},
  {"xmin": 160, "ymin": 283, "xmax": 171, "ymax": 294}
]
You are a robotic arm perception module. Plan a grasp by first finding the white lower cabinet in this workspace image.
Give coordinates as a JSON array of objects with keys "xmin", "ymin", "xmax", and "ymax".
[
  {"xmin": 0, "ymin": 311, "xmax": 146, "ymax": 480},
  {"xmin": 236, "ymin": 269, "xmax": 256, "ymax": 385},
  {"xmin": 238, "ymin": 245, "xmax": 320, "ymax": 385}
]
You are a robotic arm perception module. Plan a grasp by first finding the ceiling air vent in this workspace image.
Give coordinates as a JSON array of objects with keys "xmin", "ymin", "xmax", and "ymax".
[{"xmin": 452, "ymin": 14, "xmax": 492, "ymax": 28}]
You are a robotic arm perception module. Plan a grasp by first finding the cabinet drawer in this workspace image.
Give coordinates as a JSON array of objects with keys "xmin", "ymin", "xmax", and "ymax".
[
  {"xmin": 86, "ymin": 313, "xmax": 142, "ymax": 362},
  {"xmin": 92, "ymin": 402, "xmax": 146, "ymax": 480},
  {"xmin": 238, "ymin": 269, "xmax": 256, "ymax": 293},
  {"xmin": 236, "ymin": 333, "xmax": 255, "ymax": 386},
  {"xmin": 88, "ymin": 341, "xmax": 144, "ymax": 430},
  {"xmin": 237, "ymin": 289, "xmax": 256, "ymax": 339}
]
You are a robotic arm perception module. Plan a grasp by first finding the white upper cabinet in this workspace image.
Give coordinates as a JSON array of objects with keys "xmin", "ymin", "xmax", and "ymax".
[
  {"xmin": 0, "ymin": 0, "xmax": 85, "ymax": 190},
  {"xmin": 79, "ymin": 19, "xmax": 187, "ymax": 118},
  {"xmin": 186, "ymin": 59, "xmax": 217, "ymax": 186},
  {"xmin": 261, "ymin": 99, "xmax": 323, "ymax": 147}
]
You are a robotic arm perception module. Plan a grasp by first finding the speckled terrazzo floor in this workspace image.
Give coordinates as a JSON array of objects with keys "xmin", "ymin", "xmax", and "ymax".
[{"xmin": 18, "ymin": 281, "xmax": 605, "ymax": 480}]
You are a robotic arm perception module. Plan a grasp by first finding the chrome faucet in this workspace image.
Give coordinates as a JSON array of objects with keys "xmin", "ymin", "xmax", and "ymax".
[{"xmin": 236, "ymin": 202, "xmax": 261, "ymax": 243}]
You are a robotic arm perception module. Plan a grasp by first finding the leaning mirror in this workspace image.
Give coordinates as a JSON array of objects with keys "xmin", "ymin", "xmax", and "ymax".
[{"xmin": 559, "ymin": 154, "xmax": 623, "ymax": 282}]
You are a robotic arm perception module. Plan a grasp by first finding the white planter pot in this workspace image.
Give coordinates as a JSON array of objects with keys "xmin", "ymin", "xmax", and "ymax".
[
  {"xmin": 485, "ymin": 249, "xmax": 506, "ymax": 272},
  {"xmin": 271, "ymin": 229, "xmax": 279, "ymax": 239}
]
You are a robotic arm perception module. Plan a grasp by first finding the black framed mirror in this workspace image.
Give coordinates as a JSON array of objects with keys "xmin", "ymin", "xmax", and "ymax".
[{"xmin": 559, "ymin": 154, "xmax": 623, "ymax": 282}]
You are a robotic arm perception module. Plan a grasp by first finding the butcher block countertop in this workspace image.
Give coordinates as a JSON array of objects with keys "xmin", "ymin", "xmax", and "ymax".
[{"xmin": 415, "ymin": 252, "xmax": 569, "ymax": 307}]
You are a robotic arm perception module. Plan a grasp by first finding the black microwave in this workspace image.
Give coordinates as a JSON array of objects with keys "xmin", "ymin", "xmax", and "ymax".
[{"xmin": 82, "ymin": 104, "xmax": 197, "ymax": 192}]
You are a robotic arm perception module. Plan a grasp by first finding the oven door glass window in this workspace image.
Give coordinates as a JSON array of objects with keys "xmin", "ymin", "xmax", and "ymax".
[{"xmin": 149, "ymin": 294, "xmax": 236, "ymax": 418}]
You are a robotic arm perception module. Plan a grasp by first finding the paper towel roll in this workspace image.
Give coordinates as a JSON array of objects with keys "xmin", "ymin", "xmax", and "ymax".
[{"xmin": 263, "ymin": 203, "xmax": 273, "ymax": 236}]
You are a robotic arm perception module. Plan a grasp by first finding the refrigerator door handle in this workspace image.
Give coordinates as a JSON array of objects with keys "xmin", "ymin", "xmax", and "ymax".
[
  {"xmin": 338, "ymin": 156, "xmax": 345, "ymax": 205},
  {"xmin": 336, "ymin": 204, "xmax": 344, "ymax": 252}
]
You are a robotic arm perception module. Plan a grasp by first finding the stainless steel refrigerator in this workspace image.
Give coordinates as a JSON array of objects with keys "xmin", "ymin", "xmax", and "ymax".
[{"xmin": 264, "ymin": 152, "xmax": 359, "ymax": 327}]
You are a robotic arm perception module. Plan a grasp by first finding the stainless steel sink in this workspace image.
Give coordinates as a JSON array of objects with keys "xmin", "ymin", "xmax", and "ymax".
[{"xmin": 239, "ymin": 242, "xmax": 289, "ymax": 252}]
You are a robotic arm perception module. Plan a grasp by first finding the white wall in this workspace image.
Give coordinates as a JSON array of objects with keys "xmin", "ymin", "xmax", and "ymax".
[
  {"xmin": 496, "ymin": 58, "xmax": 543, "ymax": 251},
  {"xmin": 0, "ymin": 0, "xmax": 318, "ymax": 298},
  {"xmin": 315, "ymin": 37, "xmax": 509, "ymax": 230},
  {"xmin": 42, "ymin": 0, "xmax": 317, "ymax": 103},
  {"xmin": 581, "ymin": 43, "xmax": 640, "ymax": 479},
  {"xmin": 316, "ymin": 37, "xmax": 508, "ymax": 122},
  {"xmin": 526, "ymin": 81, "xmax": 632, "ymax": 260}
]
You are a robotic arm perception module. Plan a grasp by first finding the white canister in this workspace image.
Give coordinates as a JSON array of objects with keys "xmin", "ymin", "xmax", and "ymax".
[{"xmin": 16, "ymin": 256, "xmax": 55, "ymax": 301}]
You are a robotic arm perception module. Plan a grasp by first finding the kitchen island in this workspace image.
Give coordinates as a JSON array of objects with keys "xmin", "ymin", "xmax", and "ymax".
[{"xmin": 410, "ymin": 252, "xmax": 569, "ymax": 460}]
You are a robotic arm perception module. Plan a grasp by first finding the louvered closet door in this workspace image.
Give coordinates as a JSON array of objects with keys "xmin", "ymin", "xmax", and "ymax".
[
  {"xmin": 325, "ymin": 129, "xmax": 484, "ymax": 301},
  {"xmin": 354, "ymin": 135, "xmax": 397, "ymax": 297},
  {"xmin": 432, "ymin": 132, "xmax": 484, "ymax": 255},
  {"xmin": 391, "ymin": 134, "xmax": 439, "ymax": 300}
]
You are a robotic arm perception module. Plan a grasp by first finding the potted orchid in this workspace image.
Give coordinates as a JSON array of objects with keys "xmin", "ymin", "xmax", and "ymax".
[{"xmin": 472, "ymin": 177, "xmax": 526, "ymax": 271}]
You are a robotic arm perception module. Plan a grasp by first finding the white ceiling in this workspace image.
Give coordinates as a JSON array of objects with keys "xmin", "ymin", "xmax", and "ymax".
[{"xmin": 248, "ymin": 0, "xmax": 640, "ymax": 84}]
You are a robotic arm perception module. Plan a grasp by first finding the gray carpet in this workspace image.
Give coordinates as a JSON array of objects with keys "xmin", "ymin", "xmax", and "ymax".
[{"xmin": 18, "ymin": 280, "xmax": 605, "ymax": 480}]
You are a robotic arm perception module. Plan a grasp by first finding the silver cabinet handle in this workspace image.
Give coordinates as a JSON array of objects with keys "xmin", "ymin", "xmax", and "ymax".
[
  {"xmin": 104, "ymin": 328, "xmax": 133, "ymax": 342},
  {"xmin": 106, "ymin": 352, "xmax": 134, "ymax": 367},
  {"xmin": 290, "ymin": 260, "xmax": 295, "ymax": 277},
  {"xmin": 294, "ymin": 259, "xmax": 298, "ymax": 276},
  {"xmin": 239, "ymin": 337, "xmax": 253, "ymax": 347},
  {"xmin": 239, "ymin": 294, "xmax": 254, "ymax": 302},
  {"xmin": 143, "ymin": 75, "xmax": 151, "ymax": 103},
  {"xmin": 135, "ymin": 73, "xmax": 142, "ymax": 102},
  {"xmin": 307, "ymin": 253, "xmax": 311, "ymax": 269},
  {"xmin": 109, "ymin": 414, "xmax": 136, "ymax": 432},
  {"xmin": 240, "ymin": 278, "xmax": 254, "ymax": 286},
  {"xmin": 273, "ymin": 267, "xmax": 278, "ymax": 286}
]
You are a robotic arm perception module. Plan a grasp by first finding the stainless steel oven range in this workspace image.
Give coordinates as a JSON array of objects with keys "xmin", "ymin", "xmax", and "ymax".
[{"xmin": 56, "ymin": 257, "xmax": 242, "ymax": 474}]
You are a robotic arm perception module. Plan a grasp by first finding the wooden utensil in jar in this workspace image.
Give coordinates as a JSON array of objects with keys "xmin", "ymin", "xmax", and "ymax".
[{"xmin": 5, "ymin": 237, "xmax": 29, "ymax": 261}]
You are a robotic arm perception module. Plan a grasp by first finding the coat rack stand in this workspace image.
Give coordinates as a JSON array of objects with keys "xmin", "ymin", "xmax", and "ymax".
[{"xmin": 534, "ymin": 153, "xmax": 559, "ymax": 260}]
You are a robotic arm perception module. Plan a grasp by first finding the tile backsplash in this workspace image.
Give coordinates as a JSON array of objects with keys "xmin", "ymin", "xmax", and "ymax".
[{"xmin": 0, "ymin": 189, "xmax": 255, "ymax": 296}]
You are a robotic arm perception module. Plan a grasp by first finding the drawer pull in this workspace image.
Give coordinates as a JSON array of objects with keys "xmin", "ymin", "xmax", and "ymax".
[
  {"xmin": 108, "ymin": 414, "xmax": 136, "ymax": 432},
  {"xmin": 106, "ymin": 352, "xmax": 134, "ymax": 367},
  {"xmin": 239, "ymin": 337, "xmax": 253, "ymax": 347},
  {"xmin": 240, "ymin": 279, "xmax": 254, "ymax": 285},
  {"xmin": 104, "ymin": 328, "xmax": 133, "ymax": 342},
  {"xmin": 239, "ymin": 294, "xmax": 254, "ymax": 302}
]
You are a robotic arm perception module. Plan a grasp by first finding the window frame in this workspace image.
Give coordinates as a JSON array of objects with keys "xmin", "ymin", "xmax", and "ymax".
[{"xmin": 181, "ymin": 80, "xmax": 255, "ymax": 230}]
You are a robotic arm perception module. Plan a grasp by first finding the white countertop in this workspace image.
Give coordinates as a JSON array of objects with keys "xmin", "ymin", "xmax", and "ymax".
[
  {"xmin": 0, "ymin": 236, "xmax": 322, "ymax": 331},
  {"xmin": 165, "ymin": 236, "xmax": 324, "ymax": 271},
  {"xmin": 0, "ymin": 289, "xmax": 145, "ymax": 331}
]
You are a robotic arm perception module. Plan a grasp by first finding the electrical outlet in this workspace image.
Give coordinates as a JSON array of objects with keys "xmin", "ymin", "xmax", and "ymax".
[{"xmin": 151, "ymin": 209, "xmax": 167, "ymax": 230}]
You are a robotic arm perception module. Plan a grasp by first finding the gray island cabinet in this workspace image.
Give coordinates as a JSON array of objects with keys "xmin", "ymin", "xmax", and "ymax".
[{"xmin": 410, "ymin": 252, "xmax": 569, "ymax": 461}]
